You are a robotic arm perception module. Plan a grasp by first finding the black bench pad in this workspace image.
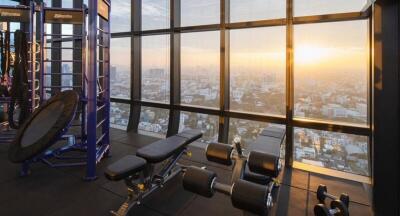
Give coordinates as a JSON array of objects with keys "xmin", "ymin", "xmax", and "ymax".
[
  {"xmin": 104, "ymin": 155, "xmax": 147, "ymax": 181},
  {"xmin": 176, "ymin": 130, "xmax": 203, "ymax": 143},
  {"xmin": 136, "ymin": 130, "xmax": 202, "ymax": 163}
]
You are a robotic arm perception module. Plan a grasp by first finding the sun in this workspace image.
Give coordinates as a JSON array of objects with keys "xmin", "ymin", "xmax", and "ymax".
[{"xmin": 294, "ymin": 45, "xmax": 330, "ymax": 65}]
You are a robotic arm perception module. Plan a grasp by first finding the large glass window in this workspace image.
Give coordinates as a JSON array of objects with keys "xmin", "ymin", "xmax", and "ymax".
[
  {"xmin": 230, "ymin": 0, "xmax": 286, "ymax": 22},
  {"xmin": 142, "ymin": 0, "xmax": 169, "ymax": 30},
  {"xmin": 122, "ymin": 1, "xmax": 373, "ymax": 179},
  {"xmin": 110, "ymin": 38, "xmax": 131, "ymax": 99},
  {"xmin": 294, "ymin": 0, "xmax": 368, "ymax": 17},
  {"xmin": 141, "ymin": 35, "xmax": 170, "ymax": 103},
  {"xmin": 181, "ymin": 0, "xmax": 220, "ymax": 27},
  {"xmin": 230, "ymin": 27, "xmax": 286, "ymax": 115},
  {"xmin": 139, "ymin": 106, "xmax": 169, "ymax": 137},
  {"xmin": 111, "ymin": 0, "xmax": 131, "ymax": 32},
  {"xmin": 181, "ymin": 31, "xmax": 220, "ymax": 108},
  {"xmin": 179, "ymin": 112, "xmax": 219, "ymax": 143},
  {"xmin": 294, "ymin": 128, "xmax": 369, "ymax": 176},
  {"xmin": 294, "ymin": 20, "xmax": 369, "ymax": 125},
  {"xmin": 110, "ymin": 102, "xmax": 130, "ymax": 130}
]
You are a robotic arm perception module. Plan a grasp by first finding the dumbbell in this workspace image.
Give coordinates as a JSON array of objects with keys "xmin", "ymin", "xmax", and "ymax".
[
  {"xmin": 317, "ymin": 184, "xmax": 350, "ymax": 208},
  {"xmin": 183, "ymin": 166, "xmax": 272, "ymax": 215},
  {"xmin": 314, "ymin": 200, "xmax": 349, "ymax": 216}
]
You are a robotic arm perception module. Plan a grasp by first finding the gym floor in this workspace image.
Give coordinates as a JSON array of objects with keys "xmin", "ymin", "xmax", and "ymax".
[{"xmin": 0, "ymin": 128, "xmax": 373, "ymax": 216}]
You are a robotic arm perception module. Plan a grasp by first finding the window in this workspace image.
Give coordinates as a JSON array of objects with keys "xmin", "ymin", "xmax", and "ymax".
[
  {"xmin": 110, "ymin": 102, "xmax": 130, "ymax": 130},
  {"xmin": 111, "ymin": 0, "xmax": 131, "ymax": 32},
  {"xmin": 294, "ymin": 128, "xmax": 369, "ymax": 176},
  {"xmin": 181, "ymin": 0, "xmax": 220, "ymax": 27},
  {"xmin": 179, "ymin": 112, "xmax": 219, "ymax": 143},
  {"xmin": 294, "ymin": 20, "xmax": 369, "ymax": 125},
  {"xmin": 110, "ymin": 38, "xmax": 131, "ymax": 99},
  {"xmin": 142, "ymin": 0, "xmax": 169, "ymax": 31},
  {"xmin": 62, "ymin": 0, "xmax": 72, "ymax": 8},
  {"xmin": 230, "ymin": 0, "xmax": 286, "ymax": 22},
  {"xmin": 0, "ymin": 0, "xmax": 19, "ymax": 6},
  {"xmin": 181, "ymin": 31, "xmax": 220, "ymax": 108},
  {"xmin": 139, "ymin": 106, "xmax": 169, "ymax": 137},
  {"xmin": 228, "ymin": 118, "xmax": 283, "ymax": 149},
  {"xmin": 294, "ymin": 0, "xmax": 368, "ymax": 17},
  {"xmin": 230, "ymin": 27, "xmax": 286, "ymax": 115},
  {"xmin": 141, "ymin": 35, "xmax": 170, "ymax": 103}
]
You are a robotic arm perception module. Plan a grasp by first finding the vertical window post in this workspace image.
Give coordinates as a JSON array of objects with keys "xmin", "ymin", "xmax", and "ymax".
[
  {"xmin": 167, "ymin": 0, "xmax": 181, "ymax": 137},
  {"xmin": 218, "ymin": 0, "xmax": 230, "ymax": 143},
  {"xmin": 127, "ymin": 0, "xmax": 142, "ymax": 132}
]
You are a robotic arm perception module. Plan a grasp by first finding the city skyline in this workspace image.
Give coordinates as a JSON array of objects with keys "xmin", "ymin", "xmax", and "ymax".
[{"xmin": 108, "ymin": 0, "xmax": 371, "ymax": 177}]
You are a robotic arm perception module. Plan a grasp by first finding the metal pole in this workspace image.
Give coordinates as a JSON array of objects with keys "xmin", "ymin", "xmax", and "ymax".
[
  {"xmin": 85, "ymin": 0, "xmax": 98, "ymax": 181},
  {"xmin": 39, "ymin": 2, "xmax": 45, "ymax": 102},
  {"xmin": 285, "ymin": 0, "xmax": 294, "ymax": 166}
]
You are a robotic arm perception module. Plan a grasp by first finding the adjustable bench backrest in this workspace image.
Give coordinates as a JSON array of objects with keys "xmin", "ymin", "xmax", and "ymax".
[{"xmin": 136, "ymin": 129, "xmax": 203, "ymax": 163}]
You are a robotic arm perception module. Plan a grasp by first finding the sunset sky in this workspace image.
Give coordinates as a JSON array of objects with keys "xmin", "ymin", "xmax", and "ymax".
[{"xmin": 107, "ymin": 0, "xmax": 369, "ymax": 80}]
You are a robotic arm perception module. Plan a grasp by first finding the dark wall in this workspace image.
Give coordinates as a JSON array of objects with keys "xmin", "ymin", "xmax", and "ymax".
[{"xmin": 373, "ymin": 0, "xmax": 400, "ymax": 215}]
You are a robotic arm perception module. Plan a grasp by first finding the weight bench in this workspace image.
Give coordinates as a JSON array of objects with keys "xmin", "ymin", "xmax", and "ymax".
[
  {"xmin": 183, "ymin": 126, "xmax": 286, "ymax": 215},
  {"xmin": 104, "ymin": 129, "xmax": 203, "ymax": 216}
]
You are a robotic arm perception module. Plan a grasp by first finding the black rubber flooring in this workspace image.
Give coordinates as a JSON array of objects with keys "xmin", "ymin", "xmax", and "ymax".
[{"xmin": 0, "ymin": 128, "xmax": 373, "ymax": 216}]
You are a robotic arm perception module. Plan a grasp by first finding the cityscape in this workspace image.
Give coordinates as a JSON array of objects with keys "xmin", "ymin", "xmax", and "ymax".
[
  {"xmin": 109, "ymin": 59, "xmax": 370, "ymax": 176},
  {"xmin": 107, "ymin": 7, "xmax": 371, "ymax": 176}
]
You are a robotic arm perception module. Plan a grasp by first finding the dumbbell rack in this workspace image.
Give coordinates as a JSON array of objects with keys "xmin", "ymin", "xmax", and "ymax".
[{"xmin": 0, "ymin": 2, "xmax": 40, "ymax": 142}]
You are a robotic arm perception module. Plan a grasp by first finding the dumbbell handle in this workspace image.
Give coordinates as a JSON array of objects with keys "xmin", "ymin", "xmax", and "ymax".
[
  {"xmin": 213, "ymin": 181, "xmax": 232, "ymax": 196},
  {"xmin": 324, "ymin": 192, "xmax": 338, "ymax": 200}
]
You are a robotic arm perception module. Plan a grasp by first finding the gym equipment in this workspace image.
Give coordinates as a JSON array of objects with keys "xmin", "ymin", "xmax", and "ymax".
[
  {"xmin": 183, "ymin": 126, "xmax": 285, "ymax": 215},
  {"xmin": 104, "ymin": 130, "xmax": 203, "ymax": 216},
  {"xmin": 2, "ymin": 1, "xmax": 111, "ymax": 180},
  {"xmin": 8, "ymin": 90, "xmax": 79, "ymax": 163},
  {"xmin": 0, "ymin": 2, "xmax": 40, "ymax": 141},
  {"xmin": 314, "ymin": 201, "xmax": 349, "ymax": 216},
  {"xmin": 314, "ymin": 184, "xmax": 350, "ymax": 216},
  {"xmin": 11, "ymin": 0, "xmax": 111, "ymax": 180},
  {"xmin": 8, "ymin": 30, "xmax": 30, "ymax": 129},
  {"xmin": 317, "ymin": 184, "xmax": 350, "ymax": 207},
  {"xmin": 183, "ymin": 166, "xmax": 274, "ymax": 215}
]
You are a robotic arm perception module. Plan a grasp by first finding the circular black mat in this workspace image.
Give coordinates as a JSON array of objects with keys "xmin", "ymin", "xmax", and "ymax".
[{"xmin": 8, "ymin": 90, "xmax": 79, "ymax": 163}]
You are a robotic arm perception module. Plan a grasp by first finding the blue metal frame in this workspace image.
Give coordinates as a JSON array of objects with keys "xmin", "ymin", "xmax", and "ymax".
[{"xmin": 18, "ymin": 0, "xmax": 111, "ymax": 180}]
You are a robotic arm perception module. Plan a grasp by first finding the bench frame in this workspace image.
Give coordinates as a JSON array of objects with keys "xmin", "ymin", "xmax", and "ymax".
[{"xmin": 110, "ymin": 146, "xmax": 191, "ymax": 216}]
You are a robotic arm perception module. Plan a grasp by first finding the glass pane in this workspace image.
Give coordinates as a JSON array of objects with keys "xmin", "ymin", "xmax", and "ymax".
[
  {"xmin": 228, "ymin": 118, "xmax": 284, "ymax": 149},
  {"xmin": 181, "ymin": 31, "xmax": 220, "ymax": 108},
  {"xmin": 62, "ymin": 0, "xmax": 73, "ymax": 8},
  {"xmin": 142, "ymin": 0, "xmax": 169, "ymax": 30},
  {"xmin": 0, "ymin": 0, "xmax": 18, "ymax": 6},
  {"xmin": 294, "ymin": 128, "xmax": 369, "ymax": 176},
  {"xmin": 179, "ymin": 112, "xmax": 219, "ymax": 143},
  {"xmin": 294, "ymin": 0, "xmax": 368, "ymax": 17},
  {"xmin": 294, "ymin": 21, "xmax": 369, "ymax": 125},
  {"xmin": 110, "ymin": 38, "xmax": 131, "ymax": 99},
  {"xmin": 142, "ymin": 35, "xmax": 170, "ymax": 103},
  {"xmin": 181, "ymin": 0, "xmax": 220, "ymax": 27},
  {"xmin": 139, "ymin": 106, "xmax": 169, "ymax": 137},
  {"xmin": 230, "ymin": 27, "xmax": 286, "ymax": 115},
  {"xmin": 230, "ymin": 0, "xmax": 286, "ymax": 22},
  {"xmin": 111, "ymin": 0, "xmax": 131, "ymax": 32},
  {"xmin": 110, "ymin": 102, "xmax": 130, "ymax": 130}
]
